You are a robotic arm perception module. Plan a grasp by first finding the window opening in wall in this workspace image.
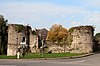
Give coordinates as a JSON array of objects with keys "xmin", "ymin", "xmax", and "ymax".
[{"xmin": 22, "ymin": 37, "xmax": 25, "ymax": 42}]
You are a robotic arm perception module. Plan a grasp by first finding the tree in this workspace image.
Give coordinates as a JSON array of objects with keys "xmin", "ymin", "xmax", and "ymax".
[
  {"xmin": 92, "ymin": 33, "xmax": 100, "ymax": 52},
  {"xmin": 0, "ymin": 15, "xmax": 8, "ymax": 55},
  {"xmin": 95, "ymin": 33, "xmax": 100, "ymax": 42},
  {"xmin": 47, "ymin": 24, "xmax": 68, "ymax": 44}
]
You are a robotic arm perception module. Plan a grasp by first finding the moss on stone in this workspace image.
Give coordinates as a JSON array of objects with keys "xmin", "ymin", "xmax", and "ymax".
[
  {"xmin": 32, "ymin": 30, "xmax": 37, "ymax": 35},
  {"xmin": 67, "ymin": 32, "xmax": 73, "ymax": 46},
  {"xmin": 69, "ymin": 26, "xmax": 94, "ymax": 33},
  {"xmin": 67, "ymin": 25, "xmax": 94, "ymax": 47},
  {"xmin": 15, "ymin": 25, "xmax": 24, "ymax": 32}
]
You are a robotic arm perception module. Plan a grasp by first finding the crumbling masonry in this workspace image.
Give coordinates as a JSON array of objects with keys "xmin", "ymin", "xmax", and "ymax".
[
  {"xmin": 68, "ymin": 26, "xmax": 94, "ymax": 53},
  {"xmin": 7, "ymin": 24, "xmax": 38, "ymax": 56}
]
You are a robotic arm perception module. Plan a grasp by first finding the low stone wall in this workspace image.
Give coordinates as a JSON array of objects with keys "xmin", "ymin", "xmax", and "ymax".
[{"xmin": 48, "ymin": 45, "xmax": 69, "ymax": 53}]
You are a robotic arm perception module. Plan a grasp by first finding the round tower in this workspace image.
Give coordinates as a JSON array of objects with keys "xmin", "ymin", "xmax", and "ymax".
[{"xmin": 69, "ymin": 26, "xmax": 94, "ymax": 53}]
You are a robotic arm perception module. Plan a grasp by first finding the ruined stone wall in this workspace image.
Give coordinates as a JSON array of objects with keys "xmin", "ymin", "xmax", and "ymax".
[
  {"xmin": 30, "ymin": 33, "xmax": 38, "ymax": 53},
  {"xmin": 69, "ymin": 26, "xmax": 94, "ymax": 53},
  {"xmin": 7, "ymin": 24, "xmax": 27, "ymax": 56},
  {"xmin": 7, "ymin": 24, "xmax": 18, "ymax": 56},
  {"xmin": 7, "ymin": 24, "xmax": 39, "ymax": 55},
  {"xmin": 48, "ymin": 45, "xmax": 70, "ymax": 53}
]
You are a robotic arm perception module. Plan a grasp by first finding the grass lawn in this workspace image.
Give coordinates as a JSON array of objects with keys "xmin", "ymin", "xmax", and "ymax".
[
  {"xmin": 0, "ymin": 53, "xmax": 83, "ymax": 59},
  {"xmin": 0, "ymin": 55, "xmax": 16, "ymax": 59}
]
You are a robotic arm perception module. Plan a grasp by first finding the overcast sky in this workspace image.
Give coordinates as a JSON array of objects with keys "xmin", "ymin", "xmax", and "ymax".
[{"xmin": 0, "ymin": 0, "xmax": 100, "ymax": 34}]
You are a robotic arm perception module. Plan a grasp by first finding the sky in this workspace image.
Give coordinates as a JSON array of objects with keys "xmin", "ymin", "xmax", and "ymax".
[{"xmin": 0, "ymin": 0, "xmax": 100, "ymax": 34}]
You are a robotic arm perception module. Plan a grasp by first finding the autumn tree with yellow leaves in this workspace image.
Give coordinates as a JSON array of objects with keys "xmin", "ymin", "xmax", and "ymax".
[{"xmin": 47, "ymin": 24, "xmax": 68, "ymax": 44}]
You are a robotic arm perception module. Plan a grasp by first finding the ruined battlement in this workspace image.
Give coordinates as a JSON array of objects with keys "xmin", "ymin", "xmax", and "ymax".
[
  {"xmin": 7, "ymin": 24, "xmax": 38, "ymax": 56},
  {"xmin": 68, "ymin": 26, "xmax": 94, "ymax": 53}
]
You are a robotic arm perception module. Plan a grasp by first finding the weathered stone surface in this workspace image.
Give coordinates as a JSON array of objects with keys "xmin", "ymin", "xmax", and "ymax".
[
  {"xmin": 69, "ymin": 26, "xmax": 94, "ymax": 53},
  {"xmin": 7, "ymin": 24, "xmax": 18, "ymax": 56},
  {"xmin": 7, "ymin": 25, "xmax": 95, "ymax": 55},
  {"xmin": 48, "ymin": 45, "xmax": 69, "ymax": 53},
  {"xmin": 30, "ymin": 34, "xmax": 38, "ymax": 53},
  {"xmin": 7, "ymin": 24, "xmax": 38, "ymax": 56}
]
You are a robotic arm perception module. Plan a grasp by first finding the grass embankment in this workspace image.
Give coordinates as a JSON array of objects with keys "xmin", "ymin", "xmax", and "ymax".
[{"xmin": 0, "ymin": 53, "xmax": 82, "ymax": 59}]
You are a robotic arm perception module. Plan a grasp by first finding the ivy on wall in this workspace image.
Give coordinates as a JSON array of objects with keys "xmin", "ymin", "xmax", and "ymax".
[
  {"xmin": 15, "ymin": 25, "xmax": 24, "ymax": 32},
  {"xmin": 0, "ymin": 15, "xmax": 8, "ymax": 55}
]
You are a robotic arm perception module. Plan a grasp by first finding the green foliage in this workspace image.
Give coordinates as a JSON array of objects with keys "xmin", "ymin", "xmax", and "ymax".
[
  {"xmin": 0, "ymin": 53, "xmax": 82, "ymax": 59},
  {"xmin": 0, "ymin": 15, "xmax": 8, "ymax": 55},
  {"xmin": 67, "ymin": 32, "xmax": 73, "ymax": 46},
  {"xmin": 67, "ymin": 27, "xmax": 75, "ymax": 46},
  {"xmin": 95, "ymin": 33, "xmax": 100, "ymax": 43},
  {"xmin": 95, "ymin": 33, "xmax": 100, "ymax": 41},
  {"xmin": 32, "ymin": 30, "xmax": 37, "ymax": 35},
  {"xmin": 69, "ymin": 26, "xmax": 94, "ymax": 33},
  {"xmin": 16, "ymin": 25, "xmax": 24, "ymax": 32},
  {"xmin": 69, "ymin": 27, "xmax": 75, "ymax": 33},
  {"xmin": 0, "ymin": 55, "xmax": 16, "ymax": 59}
]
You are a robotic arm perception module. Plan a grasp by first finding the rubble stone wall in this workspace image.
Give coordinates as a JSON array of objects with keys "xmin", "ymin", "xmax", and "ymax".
[
  {"xmin": 69, "ymin": 26, "xmax": 94, "ymax": 53},
  {"xmin": 7, "ymin": 24, "xmax": 37, "ymax": 56}
]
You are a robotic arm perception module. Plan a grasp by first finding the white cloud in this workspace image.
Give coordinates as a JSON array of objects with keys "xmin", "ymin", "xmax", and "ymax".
[
  {"xmin": 71, "ymin": 21, "xmax": 80, "ymax": 27},
  {"xmin": 1, "ymin": 3, "xmax": 88, "ymax": 15},
  {"xmin": 85, "ymin": 12, "xmax": 100, "ymax": 24},
  {"xmin": 0, "ymin": 2, "xmax": 100, "ymax": 34},
  {"xmin": 88, "ymin": 14, "xmax": 100, "ymax": 23},
  {"xmin": 0, "ymin": 2, "xmax": 88, "ymax": 27},
  {"xmin": 83, "ymin": 12, "xmax": 100, "ymax": 34},
  {"xmin": 82, "ymin": 0, "xmax": 100, "ymax": 7}
]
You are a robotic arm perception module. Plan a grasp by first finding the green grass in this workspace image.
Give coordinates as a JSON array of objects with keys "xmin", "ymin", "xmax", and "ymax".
[
  {"xmin": 22, "ymin": 53, "xmax": 82, "ymax": 59},
  {"xmin": 0, "ymin": 55, "xmax": 16, "ymax": 59},
  {"xmin": 0, "ymin": 53, "xmax": 82, "ymax": 59}
]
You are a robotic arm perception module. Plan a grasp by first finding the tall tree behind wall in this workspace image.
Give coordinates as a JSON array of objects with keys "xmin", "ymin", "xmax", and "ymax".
[
  {"xmin": 0, "ymin": 15, "xmax": 8, "ymax": 55},
  {"xmin": 47, "ymin": 24, "xmax": 68, "ymax": 45}
]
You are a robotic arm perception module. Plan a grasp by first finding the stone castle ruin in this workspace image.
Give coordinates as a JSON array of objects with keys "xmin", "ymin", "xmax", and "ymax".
[
  {"xmin": 68, "ymin": 26, "xmax": 94, "ymax": 53},
  {"xmin": 7, "ymin": 24, "xmax": 38, "ymax": 56},
  {"xmin": 6, "ymin": 24, "xmax": 96, "ymax": 55},
  {"xmin": 47, "ymin": 26, "xmax": 95, "ymax": 53},
  {"xmin": 0, "ymin": 15, "xmax": 98, "ymax": 56}
]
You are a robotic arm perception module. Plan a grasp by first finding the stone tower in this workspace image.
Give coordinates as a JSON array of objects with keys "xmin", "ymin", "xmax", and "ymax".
[
  {"xmin": 68, "ymin": 26, "xmax": 94, "ymax": 53},
  {"xmin": 7, "ymin": 24, "xmax": 27, "ymax": 56},
  {"xmin": 7, "ymin": 24, "xmax": 38, "ymax": 56}
]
